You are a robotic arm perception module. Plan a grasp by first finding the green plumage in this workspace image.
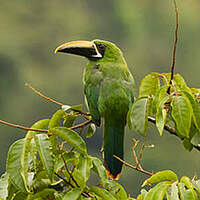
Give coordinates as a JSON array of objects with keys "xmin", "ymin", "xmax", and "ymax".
[
  {"xmin": 84, "ymin": 40, "xmax": 135, "ymax": 179},
  {"xmin": 56, "ymin": 39, "xmax": 135, "ymax": 179}
]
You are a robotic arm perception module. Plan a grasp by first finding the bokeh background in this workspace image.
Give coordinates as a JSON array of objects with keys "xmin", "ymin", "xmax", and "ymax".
[{"xmin": 0, "ymin": 0, "xmax": 200, "ymax": 197}]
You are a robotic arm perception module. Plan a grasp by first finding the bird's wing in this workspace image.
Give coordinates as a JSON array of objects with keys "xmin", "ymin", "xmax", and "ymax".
[{"xmin": 84, "ymin": 83, "xmax": 101, "ymax": 126}]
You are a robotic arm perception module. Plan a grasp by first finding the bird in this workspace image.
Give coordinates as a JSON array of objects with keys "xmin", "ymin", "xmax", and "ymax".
[{"xmin": 55, "ymin": 39, "xmax": 135, "ymax": 180}]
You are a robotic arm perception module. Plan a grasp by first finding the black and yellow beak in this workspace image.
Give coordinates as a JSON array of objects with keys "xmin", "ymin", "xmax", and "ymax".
[{"xmin": 55, "ymin": 40, "xmax": 102, "ymax": 59}]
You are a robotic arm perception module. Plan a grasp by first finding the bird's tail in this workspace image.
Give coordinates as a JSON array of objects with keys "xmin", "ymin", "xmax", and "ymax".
[{"xmin": 103, "ymin": 115, "xmax": 125, "ymax": 180}]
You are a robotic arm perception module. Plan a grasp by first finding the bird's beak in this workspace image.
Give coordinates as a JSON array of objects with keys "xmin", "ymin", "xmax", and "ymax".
[{"xmin": 54, "ymin": 40, "xmax": 102, "ymax": 58}]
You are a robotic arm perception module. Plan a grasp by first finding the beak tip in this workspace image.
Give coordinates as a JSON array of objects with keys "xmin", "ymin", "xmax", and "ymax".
[{"xmin": 54, "ymin": 48, "xmax": 59, "ymax": 54}]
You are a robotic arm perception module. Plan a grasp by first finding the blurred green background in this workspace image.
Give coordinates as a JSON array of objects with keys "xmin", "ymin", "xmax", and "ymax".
[{"xmin": 0, "ymin": 0, "xmax": 200, "ymax": 196}]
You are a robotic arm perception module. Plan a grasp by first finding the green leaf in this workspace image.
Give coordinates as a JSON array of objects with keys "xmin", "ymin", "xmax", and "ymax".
[
  {"xmin": 71, "ymin": 104, "xmax": 83, "ymax": 112},
  {"xmin": 90, "ymin": 186, "xmax": 117, "ymax": 200},
  {"xmin": 49, "ymin": 109, "xmax": 66, "ymax": 155},
  {"xmin": 63, "ymin": 113, "xmax": 78, "ymax": 128},
  {"xmin": 32, "ymin": 171, "xmax": 51, "ymax": 193},
  {"xmin": 192, "ymin": 179, "xmax": 200, "ymax": 196},
  {"xmin": 50, "ymin": 127, "xmax": 87, "ymax": 155},
  {"xmin": 180, "ymin": 176, "xmax": 198, "ymax": 199},
  {"xmin": 86, "ymin": 123, "xmax": 96, "ymax": 138},
  {"xmin": 182, "ymin": 138, "xmax": 193, "ymax": 151},
  {"xmin": 166, "ymin": 182, "xmax": 179, "ymax": 200},
  {"xmin": 54, "ymin": 152, "xmax": 79, "ymax": 172},
  {"xmin": 32, "ymin": 188, "xmax": 56, "ymax": 200},
  {"xmin": 6, "ymin": 139, "xmax": 26, "ymax": 192},
  {"xmin": 77, "ymin": 155, "xmax": 93, "ymax": 183},
  {"xmin": 91, "ymin": 157, "xmax": 107, "ymax": 187},
  {"xmin": 180, "ymin": 176, "xmax": 193, "ymax": 189},
  {"xmin": 171, "ymin": 96, "xmax": 192, "ymax": 138},
  {"xmin": 190, "ymin": 122, "xmax": 200, "ymax": 146},
  {"xmin": 62, "ymin": 105, "xmax": 72, "ymax": 111},
  {"xmin": 62, "ymin": 188, "xmax": 82, "ymax": 200},
  {"xmin": 21, "ymin": 119, "xmax": 49, "ymax": 192},
  {"xmin": 156, "ymin": 95, "xmax": 169, "ymax": 135},
  {"xmin": 144, "ymin": 181, "xmax": 171, "ymax": 200},
  {"xmin": 127, "ymin": 97, "xmax": 149, "ymax": 136},
  {"xmin": 139, "ymin": 72, "xmax": 160, "ymax": 97},
  {"xmin": 34, "ymin": 134, "xmax": 54, "ymax": 180},
  {"xmin": 182, "ymin": 91, "xmax": 200, "ymax": 132},
  {"xmin": 11, "ymin": 191, "xmax": 28, "ymax": 200},
  {"xmin": 178, "ymin": 182, "xmax": 197, "ymax": 200},
  {"xmin": 152, "ymin": 86, "xmax": 168, "ymax": 115},
  {"xmin": 105, "ymin": 180, "xmax": 127, "ymax": 200},
  {"xmin": 49, "ymin": 109, "xmax": 66, "ymax": 129},
  {"xmin": 0, "ymin": 173, "xmax": 9, "ymax": 200},
  {"xmin": 72, "ymin": 168, "xmax": 86, "ymax": 189},
  {"xmin": 142, "ymin": 170, "xmax": 178, "ymax": 187},
  {"xmin": 173, "ymin": 74, "xmax": 192, "ymax": 94}
]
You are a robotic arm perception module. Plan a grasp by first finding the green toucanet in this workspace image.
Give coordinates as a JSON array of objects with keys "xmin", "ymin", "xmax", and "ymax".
[{"xmin": 55, "ymin": 40, "xmax": 135, "ymax": 179}]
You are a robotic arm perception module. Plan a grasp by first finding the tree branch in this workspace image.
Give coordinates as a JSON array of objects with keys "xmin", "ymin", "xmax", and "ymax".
[
  {"xmin": 0, "ymin": 118, "xmax": 91, "ymax": 133},
  {"xmin": 114, "ymin": 155, "xmax": 153, "ymax": 176},
  {"xmin": 148, "ymin": 116, "xmax": 200, "ymax": 152},
  {"xmin": 167, "ymin": 0, "xmax": 179, "ymax": 94}
]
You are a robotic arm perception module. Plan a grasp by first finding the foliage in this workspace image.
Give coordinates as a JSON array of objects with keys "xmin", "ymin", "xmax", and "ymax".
[
  {"xmin": 127, "ymin": 73, "xmax": 200, "ymax": 151},
  {"xmin": 0, "ymin": 74, "xmax": 200, "ymax": 199},
  {"xmin": 0, "ymin": 107, "xmax": 130, "ymax": 200}
]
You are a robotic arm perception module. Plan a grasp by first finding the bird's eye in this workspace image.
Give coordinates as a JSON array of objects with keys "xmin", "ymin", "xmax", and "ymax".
[
  {"xmin": 96, "ymin": 43, "xmax": 106, "ymax": 57},
  {"xmin": 97, "ymin": 43, "xmax": 106, "ymax": 50}
]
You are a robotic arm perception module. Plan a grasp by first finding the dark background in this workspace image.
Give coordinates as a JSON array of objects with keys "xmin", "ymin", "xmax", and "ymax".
[{"xmin": 0, "ymin": 0, "xmax": 200, "ymax": 196}]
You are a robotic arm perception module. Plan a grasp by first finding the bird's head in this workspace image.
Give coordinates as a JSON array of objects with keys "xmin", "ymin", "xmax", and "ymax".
[{"xmin": 55, "ymin": 39, "xmax": 124, "ymax": 63}]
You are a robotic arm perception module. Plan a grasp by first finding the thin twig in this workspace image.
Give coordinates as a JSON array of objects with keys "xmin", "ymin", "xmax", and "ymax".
[
  {"xmin": 26, "ymin": 83, "xmax": 64, "ymax": 106},
  {"xmin": 61, "ymin": 153, "xmax": 79, "ymax": 188},
  {"xmin": 167, "ymin": 0, "xmax": 179, "ymax": 94},
  {"xmin": 54, "ymin": 172, "xmax": 73, "ymax": 187},
  {"xmin": 26, "ymin": 83, "xmax": 90, "ymax": 118},
  {"xmin": 0, "ymin": 119, "xmax": 48, "ymax": 133},
  {"xmin": 132, "ymin": 139, "xmax": 143, "ymax": 169},
  {"xmin": 0, "ymin": 118, "xmax": 92, "ymax": 133},
  {"xmin": 55, "ymin": 172, "xmax": 90, "ymax": 198},
  {"xmin": 114, "ymin": 155, "xmax": 153, "ymax": 176}
]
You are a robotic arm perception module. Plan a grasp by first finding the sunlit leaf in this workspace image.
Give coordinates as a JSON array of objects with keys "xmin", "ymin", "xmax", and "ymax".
[
  {"xmin": 156, "ymin": 95, "xmax": 169, "ymax": 135},
  {"xmin": 21, "ymin": 119, "xmax": 49, "ymax": 192},
  {"xmin": 34, "ymin": 134, "xmax": 54, "ymax": 180},
  {"xmin": 90, "ymin": 186, "xmax": 116, "ymax": 200},
  {"xmin": 62, "ymin": 188, "xmax": 82, "ymax": 200},
  {"xmin": 63, "ymin": 113, "xmax": 78, "ymax": 128},
  {"xmin": 49, "ymin": 109, "xmax": 66, "ymax": 128},
  {"xmin": 0, "ymin": 173, "xmax": 9, "ymax": 200},
  {"xmin": 54, "ymin": 152, "xmax": 79, "ymax": 172},
  {"xmin": 142, "ymin": 170, "xmax": 178, "ymax": 187},
  {"xmin": 86, "ymin": 123, "xmax": 96, "ymax": 138},
  {"xmin": 105, "ymin": 180, "xmax": 127, "ymax": 200},
  {"xmin": 127, "ymin": 97, "xmax": 149, "ymax": 136},
  {"xmin": 6, "ymin": 139, "xmax": 26, "ymax": 192},
  {"xmin": 71, "ymin": 104, "xmax": 83, "ymax": 112},
  {"xmin": 144, "ymin": 181, "xmax": 171, "ymax": 200},
  {"xmin": 50, "ymin": 127, "xmax": 87, "ymax": 155},
  {"xmin": 77, "ymin": 154, "xmax": 93, "ymax": 183},
  {"xmin": 32, "ymin": 188, "xmax": 56, "ymax": 200},
  {"xmin": 62, "ymin": 105, "xmax": 72, "ymax": 112},
  {"xmin": 91, "ymin": 157, "xmax": 107, "ymax": 187},
  {"xmin": 182, "ymin": 91, "xmax": 200, "ymax": 132},
  {"xmin": 49, "ymin": 109, "xmax": 66, "ymax": 155},
  {"xmin": 139, "ymin": 72, "xmax": 160, "ymax": 97},
  {"xmin": 166, "ymin": 182, "xmax": 179, "ymax": 200},
  {"xmin": 171, "ymin": 96, "xmax": 192, "ymax": 138},
  {"xmin": 178, "ymin": 182, "xmax": 197, "ymax": 200}
]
